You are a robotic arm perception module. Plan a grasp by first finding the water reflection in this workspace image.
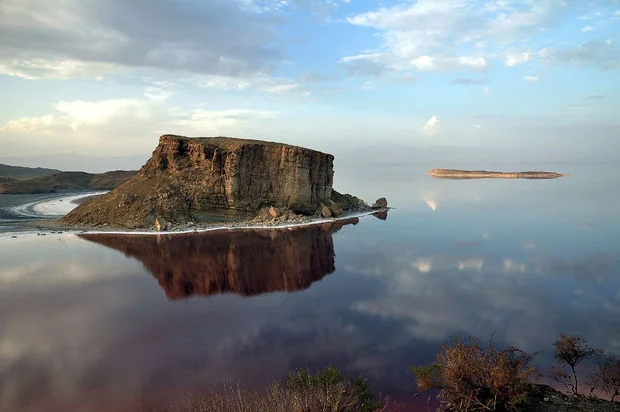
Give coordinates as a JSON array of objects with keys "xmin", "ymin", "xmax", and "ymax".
[{"xmin": 79, "ymin": 218, "xmax": 359, "ymax": 300}]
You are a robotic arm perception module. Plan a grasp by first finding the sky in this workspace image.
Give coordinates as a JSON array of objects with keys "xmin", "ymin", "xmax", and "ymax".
[{"xmin": 0, "ymin": 0, "xmax": 619, "ymax": 171}]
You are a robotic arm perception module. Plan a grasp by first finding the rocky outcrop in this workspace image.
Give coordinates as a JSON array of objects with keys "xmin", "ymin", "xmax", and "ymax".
[
  {"xmin": 63, "ymin": 135, "xmax": 379, "ymax": 229},
  {"xmin": 79, "ymin": 219, "xmax": 358, "ymax": 299},
  {"xmin": 428, "ymin": 169, "xmax": 565, "ymax": 180}
]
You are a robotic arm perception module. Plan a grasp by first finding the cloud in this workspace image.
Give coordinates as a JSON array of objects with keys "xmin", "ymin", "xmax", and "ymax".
[
  {"xmin": 581, "ymin": 26, "xmax": 595, "ymax": 33},
  {"xmin": 504, "ymin": 50, "xmax": 531, "ymax": 67},
  {"xmin": 0, "ymin": 0, "xmax": 283, "ymax": 78},
  {"xmin": 169, "ymin": 109, "xmax": 279, "ymax": 131},
  {"xmin": 538, "ymin": 40, "xmax": 620, "ymax": 70},
  {"xmin": 421, "ymin": 115, "xmax": 440, "ymax": 136},
  {"xmin": 581, "ymin": 93, "xmax": 604, "ymax": 100},
  {"xmin": 1, "ymin": 99, "xmax": 150, "ymax": 133},
  {"xmin": 342, "ymin": 0, "xmax": 562, "ymax": 75},
  {"xmin": 339, "ymin": 54, "xmax": 388, "ymax": 77},
  {"xmin": 452, "ymin": 77, "xmax": 486, "ymax": 85},
  {"xmin": 524, "ymin": 75, "xmax": 539, "ymax": 82},
  {"xmin": 484, "ymin": 86, "xmax": 493, "ymax": 94},
  {"xmin": 0, "ymin": 95, "xmax": 278, "ymax": 156}
]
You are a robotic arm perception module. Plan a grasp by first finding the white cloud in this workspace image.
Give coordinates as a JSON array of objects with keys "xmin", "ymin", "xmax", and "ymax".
[
  {"xmin": 343, "ymin": 0, "xmax": 562, "ymax": 76},
  {"xmin": 143, "ymin": 87, "xmax": 173, "ymax": 102},
  {"xmin": 193, "ymin": 74, "xmax": 304, "ymax": 95},
  {"xmin": 421, "ymin": 115, "xmax": 440, "ymax": 136},
  {"xmin": 1, "ymin": 99, "xmax": 150, "ymax": 133},
  {"xmin": 411, "ymin": 55, "xmax": 487, "ymax": 72},
  {"xmin": 524, "ymin": 75, "xmax": 539, "ymax": 82},
  {"xmin": 504, "ymin": 50, "xmax": 530, "ymax": 67},
  {"xmin": 484, "ymin": 86, "xmax": 493, "ymax": 94},
  {"xmin": 538, "ymin": 40, "xmax": 620, "ymax": 69},
  {"xmin": 170, "ymin": 109, "xmax": 279, "ymax": 131},
  {"xmin": 0, "ymin": 58, "xmax": 122, "ymax": 80},
  {"xmin": 0, "ymin": 97, "xmax": 278, "ymax": 157},
  {"xmin": 581, "ymin": 26, "xmax": 595, "ymax": 33}
]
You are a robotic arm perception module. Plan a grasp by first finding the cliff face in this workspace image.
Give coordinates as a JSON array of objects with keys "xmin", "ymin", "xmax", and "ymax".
[
  {"xmin": 79, "ymin": 219, "xmax": 357, "ymax": 299},
  {"xmin": 63, "ymin": 135, "xmax": 335, "ymax": 228}
]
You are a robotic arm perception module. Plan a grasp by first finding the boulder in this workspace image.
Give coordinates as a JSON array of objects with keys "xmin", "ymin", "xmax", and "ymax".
[
  {"xmin": 372, "ymin": 197, "xmax": 388, "ymax": 209},
  {"xmin": 318, "ymin": 203, "xmax": 332, "ymax": 218},
  {"xmin": 325, "ymin": 199, "xmax": 343, "ymax": 217}
]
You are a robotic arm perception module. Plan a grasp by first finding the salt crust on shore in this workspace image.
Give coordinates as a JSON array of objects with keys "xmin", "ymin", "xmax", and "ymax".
[
  {"xmin": 9, "ymin": 191, "xmax": 108, "ymax": 217},
  {"xmin": 1, "ymin": 192, "xmax": 380, "ymax": 241}
]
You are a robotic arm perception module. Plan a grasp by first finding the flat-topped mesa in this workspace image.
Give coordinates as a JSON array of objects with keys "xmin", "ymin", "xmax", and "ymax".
[
  {"xmin": 428, "ymin": 169, "xmax": 566, "ymax": 180},
  {"xmin": 63, "ymin": 135, "xmax": 372, "ymax": 229}
]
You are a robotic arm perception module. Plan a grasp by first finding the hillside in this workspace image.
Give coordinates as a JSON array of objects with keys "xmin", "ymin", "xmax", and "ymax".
[
  {"xmin": 0, "ymin": 170, "xmax": 136, "ymax": 194},
  {"xmin": 0, "ymin": 163, "xmax": 60, "ymax": 180}
]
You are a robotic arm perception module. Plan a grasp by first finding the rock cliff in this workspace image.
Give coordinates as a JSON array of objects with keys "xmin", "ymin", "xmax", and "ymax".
[
  {"xmin": 79, "ymin": 219, "xmax": 358, "ymax": 299},
  {"xmin": 63, "ymin": 135, "xmax": 377, "ymax": 229}
]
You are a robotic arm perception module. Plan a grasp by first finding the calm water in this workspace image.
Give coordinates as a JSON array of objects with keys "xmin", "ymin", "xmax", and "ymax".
[{"xmin": 1, "ymin": 162, "xmax": 619, "ymax": 411}]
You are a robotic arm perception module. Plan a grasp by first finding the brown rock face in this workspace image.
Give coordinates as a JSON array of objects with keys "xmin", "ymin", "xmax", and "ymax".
[
  {"xmin": 63, "ymin": 135, "xmax": 334, "ymax": 228},
  {"xmin": 79, "ymin": 219, "xmax": 358, "ymax": 299}
]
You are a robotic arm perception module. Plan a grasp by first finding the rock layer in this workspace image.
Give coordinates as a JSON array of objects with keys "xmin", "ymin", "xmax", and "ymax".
[
  {"xmin": 63, "ymin": 135, "xmax": 336, "ymax": 228},
  {"xmin": 79, "ymin": 219, "xmax": 358, "ymax": 299}
]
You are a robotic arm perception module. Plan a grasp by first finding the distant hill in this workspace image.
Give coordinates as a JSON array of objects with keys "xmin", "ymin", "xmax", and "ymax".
[
  {"xmin": 0, "ymin": 163, "xmax": 60, "ymax": 180},
  {"xmin": 0, "ymin": 170, "xmax": 137, "ymax": 194}
]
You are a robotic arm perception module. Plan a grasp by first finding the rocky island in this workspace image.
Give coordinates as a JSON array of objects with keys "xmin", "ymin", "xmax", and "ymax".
[
  {"xmin": 62, "ymin": 135, "xmax": 386, "ymax": 230},
  {"xmin": 429, "ymin": 169, "xmax": 566, "ymax": 179}
]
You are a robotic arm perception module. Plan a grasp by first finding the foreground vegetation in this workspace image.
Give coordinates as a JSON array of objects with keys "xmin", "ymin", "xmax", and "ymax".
[
  {"xmin": 151, "ymin": 335, "xmax": 619, "ymax": 411},
  {"xmin": 411, "ymin": 334, "xmax": 620, "ymax": 411},
  {"xmin": 155, "ymin": 366, "xmax": 393, "ymax": 412}
]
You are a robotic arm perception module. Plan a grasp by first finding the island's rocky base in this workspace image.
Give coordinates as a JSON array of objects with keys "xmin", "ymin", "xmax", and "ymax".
[
  {"xmin": 62, "ymin": 135, "xmax": 386, "ymax": 230},
  {"xmin": 429, "ymin": 169, "xmax": 566, "ymax": 179}
]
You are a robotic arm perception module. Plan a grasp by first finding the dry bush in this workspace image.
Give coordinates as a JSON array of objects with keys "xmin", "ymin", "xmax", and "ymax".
[
  {"xmin": 157, "ymin": 367, "xmax": 393, "ymax": 412},
  {"xmin": 552, "ymin": 334, "xmax": 601, "ymax": 396},
  {"xmin": 588, "ymin": 355, "xmax": 620, "ymax": 403},
  {"xmin": 411, "ymin": 337, "xmax": 536, "ymax": 411}
]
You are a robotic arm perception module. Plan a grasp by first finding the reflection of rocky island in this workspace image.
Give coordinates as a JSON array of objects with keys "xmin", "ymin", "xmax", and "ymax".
[
  {"xmin": 428, "ymin": 169, "xmax": 565, "ymax": 180},
  {"xmin": 63, "ymin": 135, "xmax": 382, "ymax": 230},
  {"xmin": 79, "ymin": 219, "xmax": 359, "ymax": 299}
]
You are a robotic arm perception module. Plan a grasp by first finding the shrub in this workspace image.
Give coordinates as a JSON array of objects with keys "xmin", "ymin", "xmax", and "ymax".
[
  {"xmin": 411, "ymin": 337, "xmax": 536, "ymax": 411},
  {"xmin": 551, "ymin": 334, "xmax": 601, "ymax": 396},
  {"xmin": 588, "ymin": 355, "xmax": 620, "ymax": 403},
  {"xmin": 159, "ymin": 366, "xmax": 391, "ymax": 412}
]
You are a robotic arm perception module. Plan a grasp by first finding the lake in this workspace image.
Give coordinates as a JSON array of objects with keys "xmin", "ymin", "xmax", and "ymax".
[{"xmin": 1, "ymin": 161, "xmax": 619, "ymax": 411}]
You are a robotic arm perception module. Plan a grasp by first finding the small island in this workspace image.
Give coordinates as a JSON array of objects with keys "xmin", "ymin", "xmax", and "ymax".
[
  {"xmin": 62, "ymin": 135, "xmax": 387, "ymax": 231},
  {"xmin": 428, "ymin": 168, "xmax": 566, "ymax": 180}
]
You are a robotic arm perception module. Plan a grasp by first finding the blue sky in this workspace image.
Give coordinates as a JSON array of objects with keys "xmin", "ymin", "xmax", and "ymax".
[{"xmin": 0, "ymin": 0, "xmax": 619, "ymax": 170}]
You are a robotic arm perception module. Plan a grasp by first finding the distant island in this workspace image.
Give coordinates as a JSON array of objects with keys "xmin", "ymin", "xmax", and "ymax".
[
  {"xmin": 428, "ymin": 168, "xmax": 566, "ymax": 180},
  {"xmin": 62, "ymin": 135, "xmax": 387, "ymax": 230}
]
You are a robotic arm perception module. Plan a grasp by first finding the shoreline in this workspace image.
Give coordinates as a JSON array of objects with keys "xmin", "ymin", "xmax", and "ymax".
[{"xmin": 0, "ymin": 209, "xmax": 386, "ymax": 240}]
